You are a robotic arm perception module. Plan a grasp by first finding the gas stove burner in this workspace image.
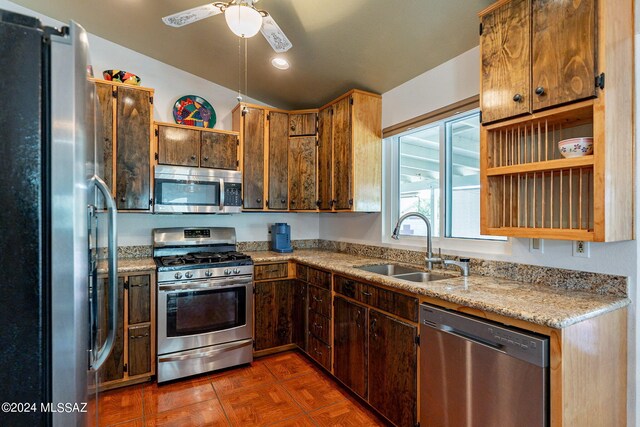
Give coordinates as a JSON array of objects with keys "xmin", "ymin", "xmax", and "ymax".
[{"xmin": 161, "ymin": 256, "xmax": 187, "ymax": 267}]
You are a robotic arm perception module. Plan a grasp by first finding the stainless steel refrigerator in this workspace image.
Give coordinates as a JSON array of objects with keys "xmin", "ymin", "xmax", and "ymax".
[{"xmin": 0, "ymin": 9, "xmax": 118, "ymax": 426}]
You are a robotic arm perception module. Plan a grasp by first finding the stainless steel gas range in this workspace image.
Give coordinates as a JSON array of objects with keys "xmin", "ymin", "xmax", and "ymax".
[{"xmin": 153, "ymin": 227, "xmax": 253, "ymax": 383}]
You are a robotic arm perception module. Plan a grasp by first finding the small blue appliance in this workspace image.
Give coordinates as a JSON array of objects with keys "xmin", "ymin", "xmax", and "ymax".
[{"xmin": 270, "ymin": 223, "xmax": 293, "ymax": 253}]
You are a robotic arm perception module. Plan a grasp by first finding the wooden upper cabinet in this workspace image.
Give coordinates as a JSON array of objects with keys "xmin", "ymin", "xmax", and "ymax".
[
  {"xmin": 240, "ymin": 106, "xmax": 265, "ymax": 209},
  {"xmin": 317, "ymin": 107, "xmax": 333, "ymax": 210},
  {"xmin": 332, "ymin": 96, "xmax": 353, "ymax": 210},
  {"xmin": 94, "ymin": 82, "xmax": 114, "ymax": 206},
  {"xmin": 289, "ymin": 112, "xmax": 317, "ymax": 136},
  {"xmin": 268, "ymin": 111, "xmax": 289, "ymax": 210},
  {"xmin": 157, "ymin": 126, "xmax": 200, "ymax": 167},
  {"xmin": 480, "ymin": 0, "xmax": 531, "ymax": 124},
  {"xmin": 531, "ymin": 0, "xmax": 596, "ymax": 111},
  {"xmin": 200, "ymin": 131, "xmax": 237, "ymax": 170},
  {"xmin": 288, "ymin": 136, "xmax": 317, "ymax": 210},
  {"xmin": 92, "ymin": 79, "xmax": 153, "ymax": 211}
]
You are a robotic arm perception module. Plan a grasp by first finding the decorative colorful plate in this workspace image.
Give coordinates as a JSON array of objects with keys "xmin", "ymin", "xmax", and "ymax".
[{"xmin": 173, "ymin": 95, "xmax": 216, "ymax": 128}]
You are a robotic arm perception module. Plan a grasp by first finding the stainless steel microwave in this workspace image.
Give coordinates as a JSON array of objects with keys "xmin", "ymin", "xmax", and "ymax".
[{"xmin": 154, "ymin": 165, "xmax": 242, "ymax": 214}]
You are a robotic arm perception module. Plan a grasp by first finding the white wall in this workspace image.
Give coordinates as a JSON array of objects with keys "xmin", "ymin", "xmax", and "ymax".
[{"xmin": 0, "ymin": 0, "xmax": 321, "ymax": 245}]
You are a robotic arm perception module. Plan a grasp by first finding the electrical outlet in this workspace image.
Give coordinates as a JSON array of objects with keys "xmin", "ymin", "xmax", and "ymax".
[
  {"xmin": 529, "ymin": 238, "xmax": 544, "ymax": 253},
  {"xmin": 573, "ymin": 240, "xmax": 590, "ymax": 258}
]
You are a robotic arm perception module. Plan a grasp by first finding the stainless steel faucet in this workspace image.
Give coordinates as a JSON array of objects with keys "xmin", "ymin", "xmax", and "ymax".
[
  {"xmin": 391, "ymin": 212, "xmax": 443, "ymax": 270},
  {"xmin": 443, "ymin": 258, "xmax": 471, "ymax": 277}
]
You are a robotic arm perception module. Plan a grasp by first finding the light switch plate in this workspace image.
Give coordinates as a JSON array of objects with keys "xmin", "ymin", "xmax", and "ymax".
[{"xmin": 529, "ymin": 238, "xmax": 544, "ymax": 254}]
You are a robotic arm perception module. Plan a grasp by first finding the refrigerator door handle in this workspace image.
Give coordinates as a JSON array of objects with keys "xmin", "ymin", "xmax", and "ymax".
[{"xmin": 91, "ymin": 175, "xmax": 118, "ymax": 371}]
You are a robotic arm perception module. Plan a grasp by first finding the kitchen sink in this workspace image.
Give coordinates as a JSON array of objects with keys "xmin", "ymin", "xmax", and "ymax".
[
  {"xmin": 392, "ymin": 272, "xmax": 452, "ymax": 283},
  {"xmin": 355, "ymin": 264, "xmax": 421, "ymax": 276}
]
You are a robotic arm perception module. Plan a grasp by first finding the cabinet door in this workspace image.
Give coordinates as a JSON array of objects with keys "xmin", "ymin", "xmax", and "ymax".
[
  {"xmin": 128, "ymin": 325, "xmax": 151, "ymax": 376},
  {"xmin": 288, "ymin": 136, "xmax": 317, "ymax": 210},
  {"xmin": 317, "ymin": 107, "xmax": 333, "ymax": 210},
  {"xmin": 94, "ymin": 82, "xmax": 114, "ymax": 208},
  {"xmin": 289, "ymin": 112, "xmax": 317, "ymax": 136},
  {"xmin": 116, "ymin": 86, "xmax": 152, "ymax": 210},
  {"xmin": 127, "ymin": 274, "xmax": 151, "ymax": 324},
  {"xmin": 98, "ymin": 276, "xmax": 125, "ymax": 383},
  {"xmin": 332, "ymin": 97, "xmax": 352, "ymax": 209},
  {"xmin": 157, "ymin": 125, "xmax": 200, "ymax": 167},
  {"xmin": 368, "ymin": 310, "xmax": 417, "ymax": 427},
  {"xmin": 268, "ymin": 111, "xmax": 289, "ymax": 210},
  {"xmin": 254, "ymin": 280, "xmax": 294, "ymax": 350},
  {"xmin": 242, "ymin": 107, "xmax": 265, "ymax": 209},
  {"xmin": 293, "ymin": 281, "xmax": 307, "ymax": 350},
  {"xmin": 333, "ymin": 297, "xmax": 367, "ymax": 399},
  {"xmin": 201, "ymin": 132, "xmax": 237, "ymax": 170},
  {"xmin": 532, "ymin": 0, "xmax": 596, "ymax": 111},
  {"xmin": 480, "ymin": 0, "xmax": 531, "ymax": 123}
]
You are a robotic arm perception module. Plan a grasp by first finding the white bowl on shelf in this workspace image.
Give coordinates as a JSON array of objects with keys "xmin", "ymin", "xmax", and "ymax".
[{"xmin": 558, "ymin": 137, "xmax": 593, "ymax": 158}]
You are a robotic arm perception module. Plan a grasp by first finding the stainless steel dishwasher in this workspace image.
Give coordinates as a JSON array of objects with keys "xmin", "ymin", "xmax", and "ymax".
[{"xmin": 420, "ymin": 304, "xmax": 549, "ymax": 427}]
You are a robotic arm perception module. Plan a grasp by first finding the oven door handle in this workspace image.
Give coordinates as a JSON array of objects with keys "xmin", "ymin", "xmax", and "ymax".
[
  {"xmin": 158, "ymin": 338, "xmax": 253, "ymax": 363},
  {"xmin": 219, "ymin": 178, "xmax": 225, "ymax": 210},
  {"xmin": 159, "ymin": 278, "xmax": 252, "ymax": 292}
]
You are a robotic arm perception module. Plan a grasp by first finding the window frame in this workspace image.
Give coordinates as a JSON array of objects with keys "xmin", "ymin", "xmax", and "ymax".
[{"xmin": 386, "ymin": 108, "xmax": 511, "ymax": 255}]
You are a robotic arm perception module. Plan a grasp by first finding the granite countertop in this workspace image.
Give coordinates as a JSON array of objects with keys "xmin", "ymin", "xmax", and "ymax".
[
  {"xmin": 245, "ymin": 249, "xmax": 630, "ymax": 329},
  {"xmin": 97, "ymin": 257, "xmax": 156, "ymax": 274}
]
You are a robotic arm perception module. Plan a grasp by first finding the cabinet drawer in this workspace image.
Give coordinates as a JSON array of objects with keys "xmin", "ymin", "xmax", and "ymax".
[
  {"xmin": 308, "ymin": 311, "xmax": 330, "ymax": 345},
  {"xmin": 308, "ymin": 334, "xmax": 331, "ymax": 371},
  {"xmin": 128, "ymin": 274, "xmax": 151, "ymax": 324},
  {"xmin": 296, "ymin": 264, "xmax": 308, "ymax": 281},
  {"xmin": 307, "ymin": 267, "xmax": 331, "ymax": 290},
  {"xmin": 334, "ymin": 275, "xmax": 418, "ymax": 322},
  {"xmin": 309, "ymin": 285, "xmax": 331, "ymax": 318},
  {"xmin": 374, "ymin": 286, "xmax": 418, "ymax": 322},
  {"xmin": 334, "ymin": 275, "xmax": 375, "ymax": 306},
  {"xmin": 128, "ymin": 325, "xmax": 151, "ymax": 377},
  {"xmin": 254, "ymin": 263, "xmax": 289, "ymax": 281}
]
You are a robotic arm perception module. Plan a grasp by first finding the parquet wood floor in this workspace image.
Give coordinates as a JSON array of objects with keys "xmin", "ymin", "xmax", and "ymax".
[{"xmin": 97, "ymin": 351, "xmax": 388, "ymax": 426}]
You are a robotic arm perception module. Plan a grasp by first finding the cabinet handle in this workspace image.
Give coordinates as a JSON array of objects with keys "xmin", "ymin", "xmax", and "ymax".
[
  {"xmin": 129, "ymin": 283, "xmax": 146, "ymax": 288},
  {"xmin": 370, "ymin": 317, "xmax": 377, "ymax": 338},
  {"xmin": 120, "ymin": 197, "xmax": 126, "ymax": 202},
  {"xmin": 190, "ymin": 155, "xmax": 197, "ymax": 160},
  {"xmin": 348, "ymin": 198, "xmax": 353, "ymax": 205},
  {"xmin": 535, "ymin": 86, "xmax": 545, "ymax": 96},
  {"xmin": 281, "ymin": 198, "xmax": 286, "ymax": 203},
  {"xmin": 356, "ymin": 309, "xmax": 362, "ymax": 328},
  {"xmin": 313, "ymin": 322, "xmax": 323, "ymax": 330},
  {"xmin": 291, "ymin": 199, "xmax": 296, "ymax": 204},
  {"xmin": 290, "ymin": 124, "xmax": 296, "ymax": 131},
  {"xmin": 314, "ymin": 349, "xmax": 323, "ymax": 356},
  {"xmin": 312, "ymin": 295, "xmax": 323, "ymax": 303},
  {"xmin": 512, "ymin": 93, "xmax": 523, "ymax": 102},
  {"xmin": 130, "ymin": 333, "xmax": 149, "ymax": 339},
  {"xmin": 203, "ymin": 156, "xmax": 209, "ymax": 162},
  {"xmin": 257, "ymin": 198, "xmax": 262, "ymax": 204},
  {"xmin": 361, "ymin": 290, "xmax": 372, "ymax": 297}
]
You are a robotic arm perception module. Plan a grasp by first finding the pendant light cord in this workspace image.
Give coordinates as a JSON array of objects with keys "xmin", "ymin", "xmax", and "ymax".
[{"xmin": 244, "ymin": 37, "xmax": 248, "ymax": 99}]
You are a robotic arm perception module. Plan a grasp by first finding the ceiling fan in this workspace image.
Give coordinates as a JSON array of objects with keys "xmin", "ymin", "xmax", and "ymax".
[{"xmin": 162, "ymin": 0, "xmax": 292, "ymax": 53}]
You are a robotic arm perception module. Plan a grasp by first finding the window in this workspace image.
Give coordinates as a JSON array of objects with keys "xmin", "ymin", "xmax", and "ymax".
[{"xmin": 396, "ymin": 110, "xmax": 505, "ymax": 241}]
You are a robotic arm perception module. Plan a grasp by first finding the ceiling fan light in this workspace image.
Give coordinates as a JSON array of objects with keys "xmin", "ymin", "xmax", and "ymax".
[{"xmin": 225, "ymin": 4, "xmax": 262, "ymax": 38}]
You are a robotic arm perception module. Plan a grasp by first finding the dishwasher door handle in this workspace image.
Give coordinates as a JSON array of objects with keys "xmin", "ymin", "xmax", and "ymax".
[{"xmin": 435, "ymin": 323, "xmax": 506, "ymax": 353}]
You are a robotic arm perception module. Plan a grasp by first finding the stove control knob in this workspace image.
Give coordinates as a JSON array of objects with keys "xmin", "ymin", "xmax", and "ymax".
[
  {"xmin": 224, "ymin": 269, "xmax": 231, "ymax": 275},
  {"xmin": 185, "ymin": 272, "xmax": 193, "ymax": 279},
  {"xmin": 233, "ymin": 268, "xmax": 240, "ymax": 274},
  {"xmin": 204, "ymin": 270, "xmax": 212, "ymax": 277},
  {"xmin": 174, "ymin": 272, "xmax": 183, "ymax": 280}
]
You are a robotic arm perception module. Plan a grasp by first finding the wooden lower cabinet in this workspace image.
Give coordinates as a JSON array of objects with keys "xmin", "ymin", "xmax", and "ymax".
[
  {"xmin": 333, "ymin": 297, "xmax": 367, "ymax": 399},
  {"xmin": 255, "ymin": 279, "xmax": 307, "ymax": 351},
  {"xmin": 96, "ymin": 270, "xmax": 155, "ymax": 390},
  {"xmin": 293, "ymin": 281, "xmax": 307, "ymax": 350},
  {"xmin": 368, "ymin": 310, "xmax": 417, "ymax": 427},
  {"xmin": 128, "ymin": 325, "xmax": 151, "ymax": 376}
]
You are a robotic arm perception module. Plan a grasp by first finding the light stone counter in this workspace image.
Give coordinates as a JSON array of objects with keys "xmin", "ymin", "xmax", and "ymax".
[
  {"xmin": 246, "ymin": 249, "xmax": 629, "ymax": 329},
  {"xmin": 97, "ymin": 257, "xmax": 156, "ymax": 274}
]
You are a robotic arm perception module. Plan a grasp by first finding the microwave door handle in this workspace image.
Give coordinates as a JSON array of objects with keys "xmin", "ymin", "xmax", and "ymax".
[
  {"xmin": 219, "ymin": 178, "xmax": 225, "ymax": 210},
  {"xmin": 91, "ymin": 175, "xmax": 119, "ymax": 372}
]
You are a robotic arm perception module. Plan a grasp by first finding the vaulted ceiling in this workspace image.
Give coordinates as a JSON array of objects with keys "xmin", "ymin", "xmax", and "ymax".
[{"xmin": 12, "ymin": 0, "xmax": 493, "ymax": 109}]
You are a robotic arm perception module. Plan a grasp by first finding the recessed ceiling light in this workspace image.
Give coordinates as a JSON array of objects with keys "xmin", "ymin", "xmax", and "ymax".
[{"xmin": 271, "ymin": 57, "xmax": 290, "ymax": 70}]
